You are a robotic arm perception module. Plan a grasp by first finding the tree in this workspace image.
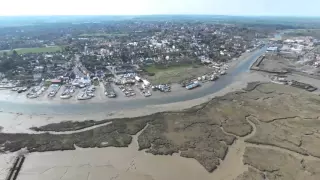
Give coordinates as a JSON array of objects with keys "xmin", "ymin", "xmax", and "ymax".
[{"xmin": 12, "ymin": 50, "xmax": 18, "ymax": 57}]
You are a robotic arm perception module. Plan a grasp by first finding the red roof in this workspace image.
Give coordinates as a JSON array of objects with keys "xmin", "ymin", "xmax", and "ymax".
[{"xmin": 51, "ymin": 79, "xmax": 61, "ymax": 83}]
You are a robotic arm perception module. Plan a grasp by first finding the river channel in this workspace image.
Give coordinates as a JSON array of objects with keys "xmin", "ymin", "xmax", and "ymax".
[{"xmin": 0, "ymin": 47, "xmax": 266, "ymax": 115}]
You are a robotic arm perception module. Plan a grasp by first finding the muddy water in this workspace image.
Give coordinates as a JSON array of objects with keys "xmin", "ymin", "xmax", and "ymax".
[
  {"xmin": 213, "ymin": 140, "xmax": 248, "ymax": 180},
  {"xmin": 8, "ymin": 132, "xmax": 248, "ymax": 180}
]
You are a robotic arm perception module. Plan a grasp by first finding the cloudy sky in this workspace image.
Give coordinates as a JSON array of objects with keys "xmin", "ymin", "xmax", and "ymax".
[{"xmin": 0, "ymin": 0, "xmax": 319, "ymax": 16}]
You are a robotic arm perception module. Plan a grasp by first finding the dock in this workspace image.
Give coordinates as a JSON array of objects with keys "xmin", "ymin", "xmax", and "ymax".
[{"xmin": 5, "ymin": 156, "xmax": 25, "ymax": 180}]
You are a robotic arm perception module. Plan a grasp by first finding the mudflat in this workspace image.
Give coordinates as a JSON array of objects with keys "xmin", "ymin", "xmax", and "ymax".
[{"xmin": 1, "ymin": 82, "xmax": 320, "ymax": 180}]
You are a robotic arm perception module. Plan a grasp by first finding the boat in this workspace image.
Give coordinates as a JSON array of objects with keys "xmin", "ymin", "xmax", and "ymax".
[
  {"xmin": 144, "ymin": 91, "xmax": 152, "ymax": 97},
  {"xmin": 60, "ymin": 94, "xmax": 72, "ymax": 99},
  {"xmin": 26, "ymin": 93, "xmax": 38, "ymax": 99},
  {"xmin": 186, "ymin": 81, "xmax": 200, "ymax": 90},
  {"xmin": 108, "ymin": 93, "xmax": 116, "ymax": 98},
  {"xmin": 220, "ymin": 70, "xmax": 227, "ymax": 75},
  {"xmin": 210, "ymin": 75, "xmax": 219, "ymax": 81},
  {"xmin": 48, "ymin": 91, "xmax": 56, "ymax": 97},
  {"xmin": 17, "ymin": 87, "xmax": 28, "ymax": 93},
  {"xmin": 77, "ymin": 92, "xmax": 92, "ymax": 100}
]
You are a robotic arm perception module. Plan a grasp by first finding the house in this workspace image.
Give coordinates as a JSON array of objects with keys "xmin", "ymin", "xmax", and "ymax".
[
  {"xmin": 34, "ymin": 66, "xmax": 44, "ymax": 72},
  {"xmin": 51, "ymin": 79, "xmax": 62, "ymax": 85}
]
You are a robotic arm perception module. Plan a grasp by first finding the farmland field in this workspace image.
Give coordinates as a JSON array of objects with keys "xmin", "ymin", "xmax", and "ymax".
[
  {"xmin": 0, "ymin": 46, "xmax": 62, "ymax": 54},
  {"xmin": 79, "ymin": 33, "xmax": 129, "ymax": 37},
  {"xmin": 145, "ymin": 64, "xmax": 212, "ymax": 84},
  {"xmin": 283, "ymin": 29, "xmax": 320, "ymax": 39}
]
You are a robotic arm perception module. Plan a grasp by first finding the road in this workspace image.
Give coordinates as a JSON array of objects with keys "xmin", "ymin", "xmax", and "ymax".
[
  {"xmin": 73, "ymin": 54, "xmax": 87, "ymax": 77},
  {"xmin": 0, "ymin": 47, "xmax": 266, "ymax": 115}
]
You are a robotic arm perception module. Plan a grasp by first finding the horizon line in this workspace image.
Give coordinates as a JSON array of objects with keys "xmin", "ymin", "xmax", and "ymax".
[{"xmin": 0, "ymin": 14, "xmax": 319, "ymax": 18}]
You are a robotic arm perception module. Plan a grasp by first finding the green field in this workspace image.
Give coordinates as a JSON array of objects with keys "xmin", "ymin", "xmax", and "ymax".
[
  {"xmin": 145, "ymin": 64, "xmax": 193, "ymax": 74},
  {"xmin": 79, "ymin": 33, "xmax": 129, "ymax": 37},
  {"xmin": 0, "ymin": 46, "xmax": 62, "ymax": 55},
  {"xmin": 283, "ymin": 29, "xmax": 320, "ymax": 39},
  {"xmin": 145, "ymin": 64, "xmax": 212, "ymax": 84}
]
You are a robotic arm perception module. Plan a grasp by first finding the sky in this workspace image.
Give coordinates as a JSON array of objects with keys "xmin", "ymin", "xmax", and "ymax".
[{"xmin": 0, "ymin": 0, "xmax": 319, "ymax": 17}]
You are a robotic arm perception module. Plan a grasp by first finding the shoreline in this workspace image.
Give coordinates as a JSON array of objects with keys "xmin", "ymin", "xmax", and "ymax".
[
  {"xmin": 0, "ymin": 47, "xmax": 267, "ymax": 115},
  {"xmin": 0, "ymin": 71, "xmax": 270, "ymax": 134},
  {"xmin": 0, "ymin": 49, "xmax": 258, "ymax": 107}
]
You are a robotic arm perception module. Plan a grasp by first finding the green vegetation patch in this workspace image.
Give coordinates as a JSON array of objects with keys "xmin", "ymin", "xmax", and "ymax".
[
  {"xmin": 93, "ymin": 79, "xmax": 100, "ymax": 86},
  {"xmin": 283, "ymin": 29, "xmax": 320, "ymax": 39},
  {"xmin": 145, "ymin": 64, "xmax": 193, "ymax": 74},
  {"xmin": 145, "ymin": 64, "xmax": 212, "ymax": 84},
  {"xmin": 79, "ymin": 33, "xmax": 129, "ymax": 37},
  {"xmin": 0, "ymin": 46, "xmax": 62, "ymax": 55}
]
